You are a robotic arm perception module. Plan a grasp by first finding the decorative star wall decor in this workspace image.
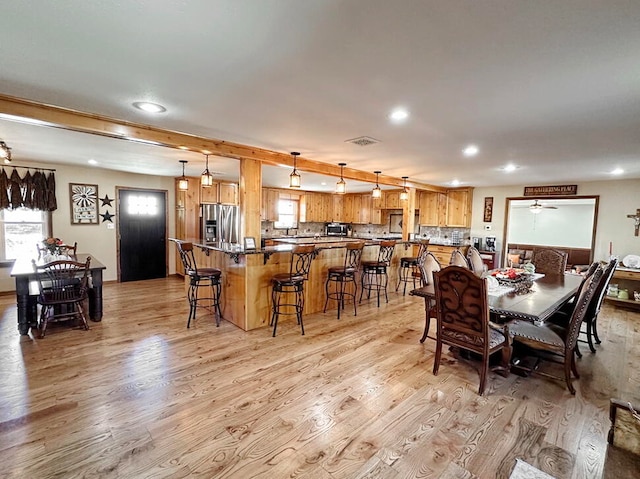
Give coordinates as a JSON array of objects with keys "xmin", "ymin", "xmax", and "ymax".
[
  {"xmin": 100, "ymin": 195, "xmax": 113, "ymax": 207},
  {"xmin": 100, "ymin": 210, "xmax": 114, "ymax": 223}
]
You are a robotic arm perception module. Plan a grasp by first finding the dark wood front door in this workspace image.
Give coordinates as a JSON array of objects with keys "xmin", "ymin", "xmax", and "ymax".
[{"xmin": 117, "ymin": 188, "xmax": 167, "ymax": 282}]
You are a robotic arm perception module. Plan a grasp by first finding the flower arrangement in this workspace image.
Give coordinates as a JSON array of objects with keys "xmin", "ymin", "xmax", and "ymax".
[{"xmin": 43, "ymin": 237, "xmax": 63, "ymax": 255}]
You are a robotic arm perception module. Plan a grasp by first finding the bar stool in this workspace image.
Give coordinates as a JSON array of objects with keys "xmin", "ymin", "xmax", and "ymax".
[
  {"xmin": 359, "ymin": 240, "xmax": 396, "ymax": 307},
  {"xmin": 396, "ymin": 239, "xmax": 430, "ymax": 295},
  {"xmin": 324, "ymin": 241, "xmax": 365, "ymax": 319},
  {"xmin": 173, "ymin": 240, "xmax": 223, "ymax": 328},
  {"xmin": 270, "ymin": 245, "xmax": 316, "ymax": 337}
]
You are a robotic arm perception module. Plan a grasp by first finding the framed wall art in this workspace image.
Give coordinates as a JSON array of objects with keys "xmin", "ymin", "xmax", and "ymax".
[
  {"xmin": 483, "ymin": 197, "xmax": 494, "ymax": 223},
  {"xmin": 69, "ymin": 183, "xmax": 99, "ymax": 224}
]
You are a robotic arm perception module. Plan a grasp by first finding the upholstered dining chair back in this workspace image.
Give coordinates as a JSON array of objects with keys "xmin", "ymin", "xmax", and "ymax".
[
  {"xmin": 417, "ymin": 251, "xmax": 441, "ymax": 287},
  {"xmin": 467, "ymin": 246, "xmax": 486, "ymax": 277},
  {"xmin": 432, "ymin": 265, "xmax": 511, "ymax": 395},
  {"xmin": 449, "ymin": 248, "xmax": 469, "ymax": 268},
  {"xmin": 531, "ymin": 248, "xmax": 568, "ymax": 275}
]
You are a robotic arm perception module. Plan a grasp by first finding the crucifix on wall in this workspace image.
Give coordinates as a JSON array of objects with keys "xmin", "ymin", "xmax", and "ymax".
[{"xmin": 627, "ymin": 208, "xmax": 640, "ymax": 236}]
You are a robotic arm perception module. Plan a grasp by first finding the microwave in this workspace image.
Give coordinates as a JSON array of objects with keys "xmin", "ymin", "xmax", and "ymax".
[{"xmin": 325, "ymin": 223, "xmax": 348, "ymax": 236}]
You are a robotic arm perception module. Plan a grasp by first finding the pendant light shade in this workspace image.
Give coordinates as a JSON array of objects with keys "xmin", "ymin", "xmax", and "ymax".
[
  {"xmin": 399, "ymin": 176, "xmax": 409, "ymax": 201},
  {"xmin": 336, "ymin": 163, "xmax": 347, "ymax": 194},
  {"xmin": 201, "ymin": 154, "xmax": 213, "ymax": 187},
  {"xmin": 178, "ymin": 160, "xmax": 189, "ymax": 191},
  {"xmin": 372, "ymin": 171, "xmax": 382, "ymax": 199},
  {"xmin": 289, "ymin": 151, "xmax": 301, "ymax": 188}
]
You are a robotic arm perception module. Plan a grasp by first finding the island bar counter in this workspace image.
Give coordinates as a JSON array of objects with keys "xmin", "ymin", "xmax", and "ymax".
[{"xmin": 176, "ymin": 239, "xmax": 412, "ymax": 331}]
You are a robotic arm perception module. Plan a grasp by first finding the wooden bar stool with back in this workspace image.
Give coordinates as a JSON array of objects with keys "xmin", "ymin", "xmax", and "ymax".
[{"xmin": 324, "ymin": 241, "xmax": 365, "ymax": 319}]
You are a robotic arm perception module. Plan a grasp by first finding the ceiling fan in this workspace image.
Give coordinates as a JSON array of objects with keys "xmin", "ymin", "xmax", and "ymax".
[{"xmin": 529, "ymin": 199, "xmax": 558, "ymax": 214}]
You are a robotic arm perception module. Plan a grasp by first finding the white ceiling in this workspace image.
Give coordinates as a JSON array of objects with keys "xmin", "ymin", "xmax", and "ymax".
[{"xmin": 1, "ymin": 1, "xmax": 639, "ymax": 191}]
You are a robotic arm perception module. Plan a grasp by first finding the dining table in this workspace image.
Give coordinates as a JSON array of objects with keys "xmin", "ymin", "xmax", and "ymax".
[
  {"xmin": 410, "ymin": 272, "xmax": 584, "ymax": 343},
  {"xmin": 9, "ymin": 253, "xmax": 106, "ymax": 335}
]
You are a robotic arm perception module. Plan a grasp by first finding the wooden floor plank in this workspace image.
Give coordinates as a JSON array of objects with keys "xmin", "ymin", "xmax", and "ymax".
[{"xmin": 0, "ymin": 276, "xmax": 638, "ymax": 478}]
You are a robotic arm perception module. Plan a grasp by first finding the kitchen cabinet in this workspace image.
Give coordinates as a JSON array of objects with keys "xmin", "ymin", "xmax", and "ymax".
[
  {"xmin": 419, "ymin": 191, "xmax": 447, "ymax": 226},
  {"xmin": 175, "ymin": 178, "xmax": 201, "ymax": 274},
  {"xmin": 332, "ymin": 195, "xmax": 344, "ymax": 222},
  {"xmin": 219, "ymin": 182, "xmax": 238, "ymax": 205},
  {"xmin": 261, "ymin": 188, "xmax": 280, "ymax": 221},
  {"xmin": 302, "ymin": 192, "xmax": 332, "ymax": 223},
  {"xmin": 200, "ymin": 182, "xmax": 219, "ymax": 204},
  {"xmin": 446, "ymin": 188, "xmax": 473, "ymax": 227},
  {"xmin": 418, "ymin": 188, "xmax": 473, "ymax": 227},
  {"xmin": 384, "ymin": 190, "xmax": 402, "ymax": 209},
  {"xmin": 200, "ymin": 181, "xmax": 239, "ymax": 205}
]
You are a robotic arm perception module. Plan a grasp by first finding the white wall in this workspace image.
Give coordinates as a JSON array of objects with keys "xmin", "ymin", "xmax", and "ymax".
[
  {"xmin": 0, "ymin": 161, "xmax": 176, "ymax": 291},
  {"xmin": 470, "ymin": 179, "xmax": 640, "ymax": 263}
]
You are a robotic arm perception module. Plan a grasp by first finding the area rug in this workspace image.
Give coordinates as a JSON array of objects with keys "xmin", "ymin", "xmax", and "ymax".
[{"xmin": 509, "ymin": 459, "xmax": 556, "ymax": 479}]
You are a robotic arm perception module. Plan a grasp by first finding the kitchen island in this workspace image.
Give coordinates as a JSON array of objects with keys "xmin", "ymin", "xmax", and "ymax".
[{"xmin": 172, "ymin": 237, "xmax": 417, "ymax": 331}]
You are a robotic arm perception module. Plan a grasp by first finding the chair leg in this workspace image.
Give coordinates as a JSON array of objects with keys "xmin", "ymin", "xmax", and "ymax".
[
  {"xmin": 433, "ymin": 340, "xmax": 442, "ymax": 375},
  {"xmin": 592, "ymin": 314, "xmax": 601, "ymax": 344},
  {"xmin": 566, "ymin": 354, "xmax": 577, "ymax": 395},
  {"xmin": 586, "ymin": 319, "xmax": 596, "ymax": 353},
  {"xmin": 478, "ymin": 359, "xmax": 489, "ymax": 396},
  {"xmin": 297, "ymin": 288, "xmax": 305, "ymax": 336},
  {"xmin": 39, "ymin": 306, "xmax": 49, "ymax": 338},
  {"xmin": 420, "ymin": 299, "xmax": 432, "ymax": 343},
  {"xmin": 574, "ymin": 343, "xmax": 583, "ymax": 359},
  {"xmin": 76, "ymin": 302, "xmax": 89, "ymax": 331},
  {"xmin": 352, "ymin": 277, "xmax": 358, "ymax": 316}
]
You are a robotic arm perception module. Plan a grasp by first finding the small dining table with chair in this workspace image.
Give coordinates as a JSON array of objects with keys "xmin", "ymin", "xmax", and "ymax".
[{"xmin": 10, "ymin": 253, "xmax": 106, "ymax": 335}]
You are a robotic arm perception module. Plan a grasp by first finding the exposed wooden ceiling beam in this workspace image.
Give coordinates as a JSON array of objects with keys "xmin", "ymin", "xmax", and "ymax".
[{"xmin": 0, "ymin": 94, "xmax": 447, "ymax": 192}]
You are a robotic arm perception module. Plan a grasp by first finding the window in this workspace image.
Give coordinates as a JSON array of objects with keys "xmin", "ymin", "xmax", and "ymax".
[
  {"xmin": 0, "ymin": 208, "xmax": 51, "ymax": 261},
  {"xmin": 127, "ymin": 195, "xmax": 159, "ymax": 216},
  {"xmin": 274, "ymin": 198, "xmax": 299, "ymax": 229}
]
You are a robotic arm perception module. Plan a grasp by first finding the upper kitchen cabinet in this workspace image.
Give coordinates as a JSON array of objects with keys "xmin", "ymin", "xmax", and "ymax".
[
  {"xmin": 332, "ymin": 195, "xmax": 344, "ymax": 222},
  {"xmin": 301, "ymin": 192, "xmax": 332, "ymax": 223},
  {"xmin": 219, "ymin": 182, "xmax": 238, "ymax": 205},
  {"xmin": 418, "ymin": 191, "xmax": 447, "ymax": 226},
  {"xmin": 261, "ymin": 188, "xmax": 280, "ymax": 221},
  {"xmin": 200, "ymin": 181, "xmax": 239, "ymax": 205},
  {"xmin": 418, "ymin": 188, "xmax": 473, "ymax": 227},
  {"xmin": 384, "ymin": 190, "xmax": 402, "ymax": 209},
  {"xmin": 200, "ymin": 182, "xmax": 219, "ymax": 204},
  {"xmin": 445, "ymin": 188, "xmax": 473, "ymax": 227}
]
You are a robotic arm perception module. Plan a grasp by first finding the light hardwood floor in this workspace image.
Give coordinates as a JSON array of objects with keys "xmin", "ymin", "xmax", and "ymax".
[{"xmin": 0, "ymin": 276, "xmax": 638, "ymax": 478}]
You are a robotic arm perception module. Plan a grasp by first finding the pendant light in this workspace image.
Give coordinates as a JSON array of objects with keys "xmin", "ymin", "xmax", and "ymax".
[
  {"xmin": 178, "ymin": 160, "xmax": 189, "ymax": 191},
  {"xmin": 399, "ymin": 176, "xmax": 409, "ymax": 201},
  {"xmin": 201, "ymin": 154, "xmax": 213, "ymax": 187},
  {"xmin": 336, "ymin": 163, "xmax": 347, "ymax": 194},
  {"xmin": 289, "ymin": 151, "xmax": 301, "ymax": 188},
  {"xmin": 372, "ymin": 171, "xmax": 382, "ymax": 199}
]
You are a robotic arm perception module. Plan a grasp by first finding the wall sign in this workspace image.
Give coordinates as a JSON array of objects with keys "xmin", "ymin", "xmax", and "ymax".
[
  {"xmin": 69, "ymin": 183, "xmax": 99, "ymax": 224},
  {"xmin": 483, "ymin": 197, "xmax": 493, "ymax": 222},
  {"xmin": 523, "ymin": 185, "xmax": 577, "ymax": 196}
]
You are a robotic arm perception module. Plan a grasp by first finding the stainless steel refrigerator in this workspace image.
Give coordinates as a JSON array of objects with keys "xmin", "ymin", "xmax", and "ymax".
[{"xmin": 201, "ymin": 204, "xmax": 240, "ymax": 243}]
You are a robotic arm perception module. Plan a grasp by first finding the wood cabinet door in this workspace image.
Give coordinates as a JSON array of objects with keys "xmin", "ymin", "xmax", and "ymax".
[
  {"xmin": 385, "ymin": 191, "xmax": 401, "ymax": 209},
  {"xmin": 219, "ymin": 182, "xmax": 238, "ymax": 205},
  {"xmin": 359, "ymin": 193, "xmax": 371, "ymax": 224},
  {"xmin": 200, "ymin": 182, "xmax": 219, "ymax": 204},
  {"xmin": 342, "ymin": 195, "xmax": 354, "ymax": 223},
  {"xmin": 332, "ymin": 195, "xmax": 344, "ymax": 222},
  {"xmin": 419, "ymin": 191, "xmax": 446, "ymax": 226},
  {"xmin": 262, "ymin": 188, "xmax": 279, "ymax": 221},
  {"xmin": 446, "ymin": 188, "xmax": 472, "ymax": 227}
]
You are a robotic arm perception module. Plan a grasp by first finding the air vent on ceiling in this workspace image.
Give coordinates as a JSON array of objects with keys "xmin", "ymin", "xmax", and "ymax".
[{"xmin": 345, "ymin": 136, "xmax": 380, "ymax": 147}]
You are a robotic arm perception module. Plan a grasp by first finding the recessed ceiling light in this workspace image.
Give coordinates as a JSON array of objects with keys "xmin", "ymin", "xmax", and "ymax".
[
  {"xmin": 389, "ymin": 108, "xmax": 409, "ymax": 123},
  {"xmin": 178, "ymin": 146, "xmax": 189, "ymax": 150},
  {"xmin": 87, "ymin": 159, "xmax": 98, "ymax": 165},
  {"xmin": 611, "ymin": 167, "xmax": 624, "ymax": 175},
  {"xmin": 320, "ymin": 182, "xmax": 327, "ymax": 186},
  {"xmin": 463, "ymin": 144, "xmax": 479, "ymax": 157},
  {"xmin": 503, "ymin": 163, "xmax": 517, "ymax": 172},
  {"xmin": 132, "ymin": 101, "xmax": 166, "ymax": 113},
  {"xmin": 451, "ymin": 179, "xmax": 461, "ymax": 186}
]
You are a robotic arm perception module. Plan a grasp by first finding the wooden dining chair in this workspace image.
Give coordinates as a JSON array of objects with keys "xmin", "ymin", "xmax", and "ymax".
[
  {"xmin": 432, "ymin": 266, "xmax": 511, "ymax": 395},
  {"xmin": 59, "ymin": 242, "xmax": 78, "ymax": 256},
  {"xmin": 531, "ymin": 248, "xmax": 568, "ymax": 275},
  {"xmin": 509, "ymin": 266, "xmax": 603, "ymax": 394},
  {"xmin": 33, "ymin": 256, "xmax": 92, "ymax": 338}
]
